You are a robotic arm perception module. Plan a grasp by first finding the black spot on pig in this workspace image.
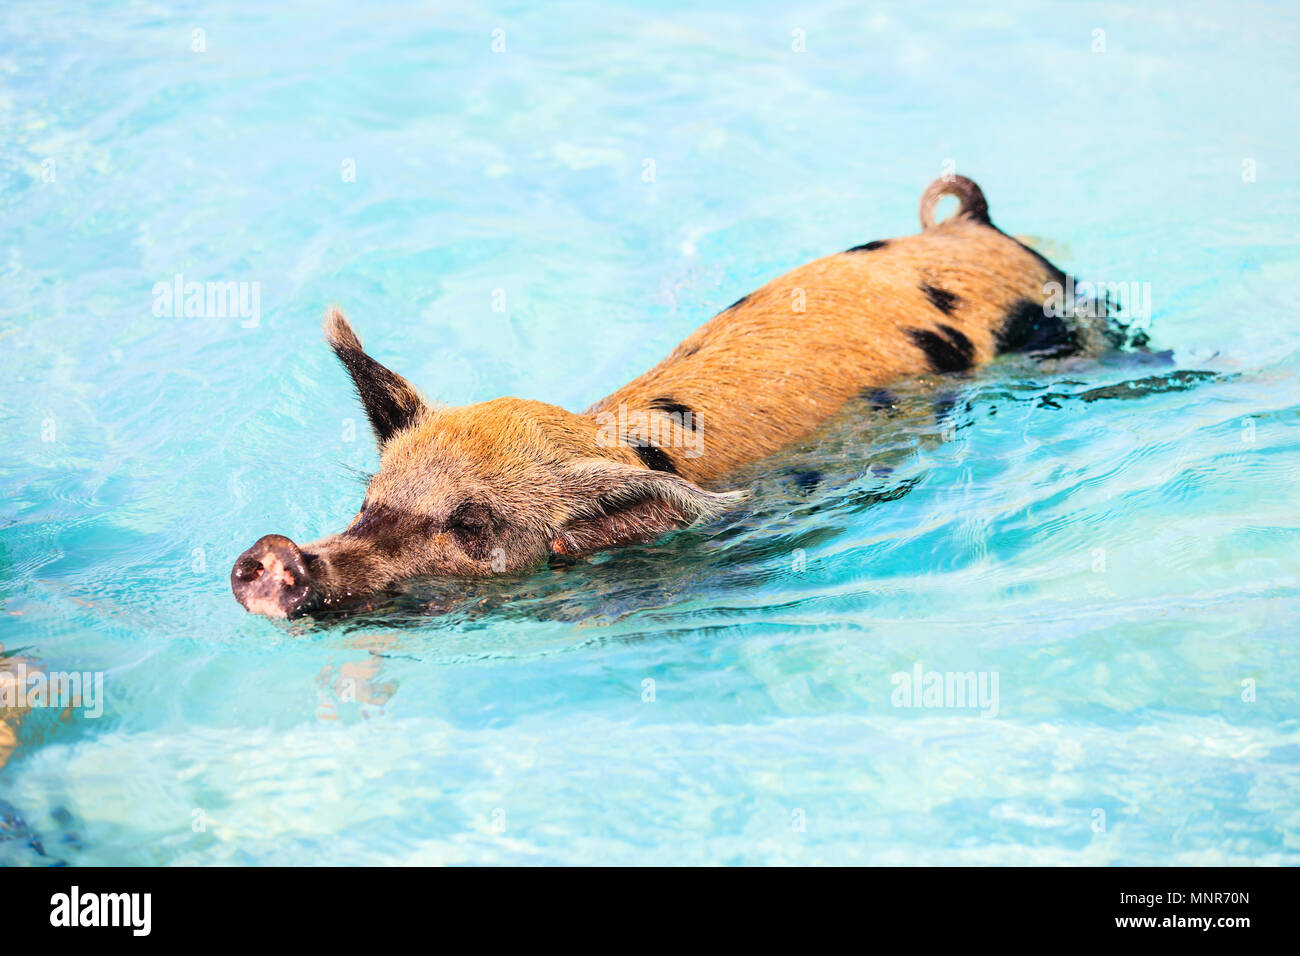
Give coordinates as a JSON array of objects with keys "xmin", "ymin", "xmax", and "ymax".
[
  {"xmin": 625, "ymin": 436, "xmax": 678, "ymax": 474},
  {"xmin": 908, "ymin": 323, "xmax": 975, "ymax": 373},
  {"xmin": 921, "ymin": 283, "xmax": 959, "ymax": 315},
  {"xmin": 996, "ymin": 299, "xmax": 1079, "ymax": 357},
  {"xmin": 648, "ymin": 397, "xmax": 696, "ymax": 430}
]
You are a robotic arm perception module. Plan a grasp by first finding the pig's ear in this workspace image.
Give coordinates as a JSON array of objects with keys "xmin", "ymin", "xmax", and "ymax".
[
  {"xmin": 551, "ymin": 460, "xmax": 746, "ymax": 556},
  {"xmin": 324, "ymin": 307, "xmax": 428, "ymax": 444}
]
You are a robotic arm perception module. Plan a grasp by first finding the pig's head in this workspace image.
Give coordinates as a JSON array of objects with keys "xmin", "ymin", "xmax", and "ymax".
[{"xmin": 231, "ymin": 308, "xmax": 738, "ymax": 618}]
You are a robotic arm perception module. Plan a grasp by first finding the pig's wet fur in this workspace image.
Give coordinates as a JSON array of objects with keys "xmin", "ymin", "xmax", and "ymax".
[{"xmin": 232, "ymin": 175, "xmax": 1164, "ymax": 620}]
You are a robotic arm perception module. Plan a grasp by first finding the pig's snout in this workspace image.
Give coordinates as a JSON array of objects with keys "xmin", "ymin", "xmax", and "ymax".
[{"xmin": 231, "ymin": 534, "xmax": 317, "ymax": 618}]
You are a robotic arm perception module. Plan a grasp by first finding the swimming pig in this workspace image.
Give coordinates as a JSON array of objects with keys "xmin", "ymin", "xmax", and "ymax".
[{"xmin": 233, "ymin": 175, "xmax": 1091, "ymax": 618}]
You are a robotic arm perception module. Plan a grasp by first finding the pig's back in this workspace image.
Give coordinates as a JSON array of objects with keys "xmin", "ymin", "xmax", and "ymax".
[{"xmin": 590, "ymin": 216, "xmax": 1081, "ymax": 484}]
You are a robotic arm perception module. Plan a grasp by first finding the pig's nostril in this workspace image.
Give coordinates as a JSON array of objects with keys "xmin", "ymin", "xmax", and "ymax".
[{"xmin": 233, "ymin": 558, "xmax": 264, "ymax": 583}]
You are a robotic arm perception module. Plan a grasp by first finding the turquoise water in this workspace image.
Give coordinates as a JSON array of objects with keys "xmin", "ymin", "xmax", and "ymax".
[{"xmin": 2, "ymin": 0, "xmax": 1299, "ymax": 865}]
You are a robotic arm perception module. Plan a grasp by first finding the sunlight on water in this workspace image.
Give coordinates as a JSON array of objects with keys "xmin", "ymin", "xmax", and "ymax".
[{"xmin": 1, "ymin": 0, "xmax": 1298, "ymax": 864}]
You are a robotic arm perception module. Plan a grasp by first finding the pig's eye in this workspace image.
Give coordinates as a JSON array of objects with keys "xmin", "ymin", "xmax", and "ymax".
[
  {"xmin": 446, "ymin": 503, "xmax": 495, "ymax": 559},
  {"xmin": 447, "ymin": 503, "xmax": 488, "ymax": 532}
]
